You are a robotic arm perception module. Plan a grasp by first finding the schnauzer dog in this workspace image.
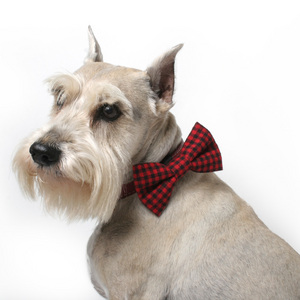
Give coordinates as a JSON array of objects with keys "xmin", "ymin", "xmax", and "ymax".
[{"xmin": 13, "ymin": 27, "xmax": 300, "ymax": 299}]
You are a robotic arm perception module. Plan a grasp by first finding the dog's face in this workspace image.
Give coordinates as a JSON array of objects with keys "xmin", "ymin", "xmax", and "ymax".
[{"xmin": 13, "ymin": 27, "xmax": 182, "ymax": 222}]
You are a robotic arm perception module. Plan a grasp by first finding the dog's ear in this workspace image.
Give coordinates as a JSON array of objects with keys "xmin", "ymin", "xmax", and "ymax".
[
  {"xmin": 85, "ymin": 26, "xmax": 103, "ymax": 63},
  {"xmin": 147, "ymin": 44, "xmax": 183, "ymax": 104}
]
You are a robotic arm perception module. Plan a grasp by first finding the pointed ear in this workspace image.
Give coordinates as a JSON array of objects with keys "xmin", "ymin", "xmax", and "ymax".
[
  {"xmin": 85, "ymin": 26, "xmax": 103, "ymax": 63},
  {"xmin": 147, "ymin": 44, "xmax": 183, "ymax": 104}
]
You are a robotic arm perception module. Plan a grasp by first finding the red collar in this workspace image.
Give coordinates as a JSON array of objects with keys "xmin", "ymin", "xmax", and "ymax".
[{"xmin": 120, "ymin": 140, "xmax": 184, "ymax": 199}]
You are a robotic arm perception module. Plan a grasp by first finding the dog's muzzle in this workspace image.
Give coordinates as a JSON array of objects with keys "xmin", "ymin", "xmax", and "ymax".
[{"xmin": 29, "ymin": 142, "xmax": 61, "ymax": 167}]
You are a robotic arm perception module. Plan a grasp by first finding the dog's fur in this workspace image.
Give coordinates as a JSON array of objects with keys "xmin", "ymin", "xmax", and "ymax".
[{"xmin": 13, "ymin": 27, "xmax": 300, "ymax": 299}]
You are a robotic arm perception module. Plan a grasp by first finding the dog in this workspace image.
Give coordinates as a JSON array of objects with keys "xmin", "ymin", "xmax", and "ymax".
[{"xmin": 13, "ymin": 26, "xmax": 300, "ymax": 299}]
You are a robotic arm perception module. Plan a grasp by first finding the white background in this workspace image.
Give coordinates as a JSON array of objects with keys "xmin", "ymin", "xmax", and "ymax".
[{"xmin": 1, "ymin": 1, "xmax": 300, "ymax": 299}]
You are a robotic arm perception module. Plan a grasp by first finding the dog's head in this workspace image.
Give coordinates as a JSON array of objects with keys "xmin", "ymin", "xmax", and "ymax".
[{"xmin": 13, "ymin": 27, "xmax": 182, "ymax": 222}]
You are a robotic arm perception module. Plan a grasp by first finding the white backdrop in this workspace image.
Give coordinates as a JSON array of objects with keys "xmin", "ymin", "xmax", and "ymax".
[{"xmin": 1, "ymin": 1, "xmax": 300, "ymax": 299}]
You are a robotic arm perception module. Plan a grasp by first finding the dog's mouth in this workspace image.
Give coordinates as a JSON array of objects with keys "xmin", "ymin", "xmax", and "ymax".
[
  {"xmin": 35, "ymin": 166, "xmax": 63, "ymax": 178},
  {"xmin": 14, "ymin": 130, "xmax": 126, "ymax": 222}
]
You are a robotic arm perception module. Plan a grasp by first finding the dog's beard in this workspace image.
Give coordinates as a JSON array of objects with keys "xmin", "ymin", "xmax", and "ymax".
[{"xmin": 13, "ymin": 134, "xmax": 128, "ymax": 223}]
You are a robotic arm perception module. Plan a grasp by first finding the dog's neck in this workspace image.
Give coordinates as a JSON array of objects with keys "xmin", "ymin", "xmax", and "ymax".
[
  {"xmin": 121, "ymin": 114, "xmax": 182, "ymax": 199},
  {"xmin": 140, "ymin": 114, "xmax": 182, "ymax": 163}
]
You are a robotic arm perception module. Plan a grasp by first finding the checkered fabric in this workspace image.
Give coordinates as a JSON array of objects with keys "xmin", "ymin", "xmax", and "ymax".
[{"xmin": 133, "ymin": 122, "xmax": 223, "ymax": 216}]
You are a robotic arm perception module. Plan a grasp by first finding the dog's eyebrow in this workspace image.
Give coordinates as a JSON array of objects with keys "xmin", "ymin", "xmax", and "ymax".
[{"xmin": 45, "ymin": 73, "xmax": 83, "ymax": 98}]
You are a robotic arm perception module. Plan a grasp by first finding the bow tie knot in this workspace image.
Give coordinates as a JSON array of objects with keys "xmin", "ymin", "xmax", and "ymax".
[{"xmin": 132, "ymin": 122, "xmax": 223, "ymax": 217}]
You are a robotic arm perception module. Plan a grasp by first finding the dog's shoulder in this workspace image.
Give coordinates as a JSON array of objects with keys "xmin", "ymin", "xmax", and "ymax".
[{"xmin": 171, "ymin": 172, "xmax": 246, "ymax": 219}]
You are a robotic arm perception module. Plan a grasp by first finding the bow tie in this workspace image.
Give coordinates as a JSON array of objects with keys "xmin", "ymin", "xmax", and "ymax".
[{"xmin": 121, "ymin": 122, "xmax": 222, "ymax": 216}]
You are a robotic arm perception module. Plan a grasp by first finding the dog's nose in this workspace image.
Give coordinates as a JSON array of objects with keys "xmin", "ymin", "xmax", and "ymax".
[{"xmin": 29, "ymin": 142, "xmax": 61, "ymax": 166}]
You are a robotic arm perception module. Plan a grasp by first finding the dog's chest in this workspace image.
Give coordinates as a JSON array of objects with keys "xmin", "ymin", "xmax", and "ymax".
[
  {"xmin": 87, "ymin": 205, "xmax": 171, "ymax": 298},
  {"xmin": 86, "ymin": 176, "xmax": 217, "ymax": 298}
]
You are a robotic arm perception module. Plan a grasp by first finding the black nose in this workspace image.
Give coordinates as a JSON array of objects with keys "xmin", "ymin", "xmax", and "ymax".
[{"xmin": 29, "ymin": 142, "xmax": 61, "ymax": 166}]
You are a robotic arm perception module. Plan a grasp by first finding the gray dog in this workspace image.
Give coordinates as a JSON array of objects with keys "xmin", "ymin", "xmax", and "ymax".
[{"xmin": 13, "ymin": 27, "xmax": 300, "ymax": 299}]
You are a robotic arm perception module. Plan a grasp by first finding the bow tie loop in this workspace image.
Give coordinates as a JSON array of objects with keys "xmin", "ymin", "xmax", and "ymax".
[{"xmin": 168, "ymin": 155, "xmax": 192, "ymax": 179}]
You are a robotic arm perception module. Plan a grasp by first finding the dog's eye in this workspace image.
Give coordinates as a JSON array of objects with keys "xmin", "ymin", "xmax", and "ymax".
[{"xmin": 94, "ymin": 104, "xmax": 122, "ymax": 123}]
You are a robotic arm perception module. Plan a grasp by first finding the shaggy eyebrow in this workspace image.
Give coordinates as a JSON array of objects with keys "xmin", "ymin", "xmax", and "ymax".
[{"xmin": 46, "ymin": 73, "xmax": 83, "ymax": 97}]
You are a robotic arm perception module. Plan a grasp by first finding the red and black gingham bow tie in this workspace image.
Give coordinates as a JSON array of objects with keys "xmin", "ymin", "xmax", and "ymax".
[{"xmin": 121, "ymin": 122, "xmax": 222, "ymax": 216}]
